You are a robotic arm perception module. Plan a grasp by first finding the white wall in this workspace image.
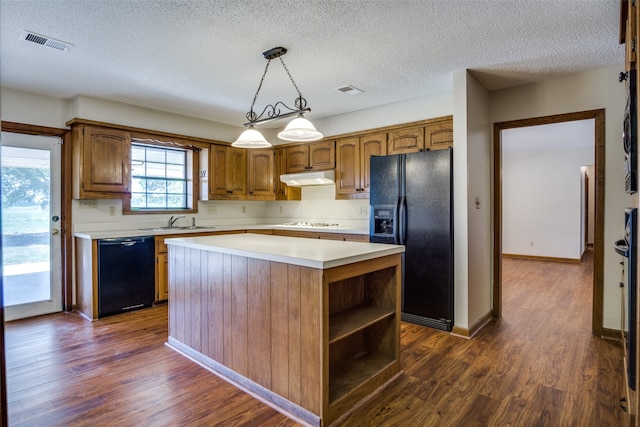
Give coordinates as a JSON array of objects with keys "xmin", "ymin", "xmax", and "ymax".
[
  {"xmin": 452, "ymin": 70, "xmax": 492, "ymax": 333},
  {"xmin": 312, "ymin": 92, "xmax": 453, "ymax": 138},
  {"xmin": 490, "ymin": 65, "xmax": 627, "ymax": 330},
  {"xmin": 502, "ymin": 146, "xmax": 594, "ymax": 259},
  {"xmin": 1, "ymin": 88, "xmax": 70, "ymax": 128}
]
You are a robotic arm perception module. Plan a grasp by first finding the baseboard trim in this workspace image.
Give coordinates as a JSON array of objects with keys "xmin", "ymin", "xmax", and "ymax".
[
  {"xmin": 166, "ymin": 337, "xmax": 320, "ymax": 427},
  {"xmin": 451, "ymin": 311, "xmax": 494, "ymax": 339},
  {"xmin": 502, "ymin": 253, "xmax": 581, "ymax": 263},
  {"xmin": 601, "ymin": 327, "xmax": 623, "ymax": 341}
]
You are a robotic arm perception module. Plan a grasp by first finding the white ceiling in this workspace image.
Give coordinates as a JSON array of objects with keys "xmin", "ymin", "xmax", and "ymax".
[{"xmin": 0, "ymin": 0, "xmax": 624, "ymax": 129}]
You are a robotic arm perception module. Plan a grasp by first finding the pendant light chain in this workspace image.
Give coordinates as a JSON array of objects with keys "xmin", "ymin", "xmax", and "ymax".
[
  {"xmin": 247, "ymin": 59, "xmax": 272, "ymax": 123},
  {"xmin": 279, "ymin": 57, "xmax": 307, "ymax": 110}
]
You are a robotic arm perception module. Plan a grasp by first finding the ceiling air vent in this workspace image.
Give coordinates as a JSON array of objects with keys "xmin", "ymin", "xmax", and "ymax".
[
  {"xmin": 22, "ymin": 31, "xmax": 73, "ymax": 52},
  {"xmin": 335, "ymin": 84, "xmax": 364, "ymax": 95}
]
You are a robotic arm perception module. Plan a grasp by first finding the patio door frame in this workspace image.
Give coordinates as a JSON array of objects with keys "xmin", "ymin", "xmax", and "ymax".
[{"xmin": 1, "ymin": 122, "xmax": 71, "ymax": 312}]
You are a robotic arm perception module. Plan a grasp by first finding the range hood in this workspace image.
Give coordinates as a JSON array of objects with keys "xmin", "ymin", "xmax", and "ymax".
[{"xmin": 280, "ymin": 170, "xmax": 335, "ymax": 187}]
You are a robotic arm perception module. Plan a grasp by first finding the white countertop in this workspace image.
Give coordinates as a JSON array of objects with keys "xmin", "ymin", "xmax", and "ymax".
[
  {"xmin": 165, "ymin": 233, "xmax": 404, "ymax": 269},
  {"xmin": 73, "ymin": 223, "xmax": 368, "ymax": 240}
]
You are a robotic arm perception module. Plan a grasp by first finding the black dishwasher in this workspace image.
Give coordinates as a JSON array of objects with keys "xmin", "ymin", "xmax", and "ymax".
[{"xmin": 97, "ymin": 236, "xmax": 155, "ymax": 317}]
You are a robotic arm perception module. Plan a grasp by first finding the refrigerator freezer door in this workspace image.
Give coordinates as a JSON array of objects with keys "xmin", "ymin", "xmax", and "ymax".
[
  {"xmin": 370, "ymin": 155, "xmax": 401, "ymax": 206},
  {"xmin": 370, "ymin": 154, "xmax": 402, "ymax": 244},
  {"xmin": 402, "ymin": 149, "xmax": 453, "ymax": 330}
]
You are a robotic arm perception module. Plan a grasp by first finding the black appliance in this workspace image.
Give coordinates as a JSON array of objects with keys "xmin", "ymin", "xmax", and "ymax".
[
  {"xmin": 614, "ymin": 208, "xmax": 637, "ymax": 390},
  {"xmin": 97, "ymin": 236, "xmax": 155, "ymax": 317},
  {"xmin": 370, "ymin": 149, "xmax": 453, "ymax": 331},
  {"xmin": 623, "ymin": 69, "xmax": 637, "ymax": 194}
]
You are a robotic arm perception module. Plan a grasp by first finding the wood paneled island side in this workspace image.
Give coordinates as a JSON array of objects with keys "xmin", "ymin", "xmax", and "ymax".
[{"xmin": 165, "ymin": 234, "xmax": 404, "ymax": 426}]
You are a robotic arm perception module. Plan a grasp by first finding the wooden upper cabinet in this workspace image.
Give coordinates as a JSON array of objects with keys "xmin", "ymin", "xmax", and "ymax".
[
  {"xmin": 247, "ymin": 149, "xmax": 275, "ymax": 199},
  {"xmin": 425, "ymin": 118, "xmax": 453, "ymax": 151},
  {"xmin": 72, "ymin": 125, "xmax": 131, "ymax": 199},
  {"xmin": 209, "ymin": 144, "xmax": 246, "ymax": 199},
  {"xmin": 308, "ymin": 141, "xmax": 335, "ymax": 171},
  {"xmin": 336, "ymin": 133, "xmax": 386, "ymax": 199},
  {"xmin": 275, "ymin": 147, "xmax": 301, "ymax": 200},
  {"xmin": 335, "ymin": 137, "xmax": 360, "ymax": 198},
  {"xmin": 285, "ymin": 144, "xmax": 309, "ymax": 173},
  {"xmin": 285, "ymin": 141, "xmax": 335, "ymax": 173},
  {"xmin": 360, "ymin": 133, "xmax": 387, "ymax": 194},
  {"xmin": 387, "ymin": 126, "xmax": 424, "ymax": 154}
]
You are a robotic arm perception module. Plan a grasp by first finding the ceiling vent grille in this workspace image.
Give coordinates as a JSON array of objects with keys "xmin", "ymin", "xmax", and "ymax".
[
  {"xmin": 335, "ymin": 85, "xmax": 364, "ymax": 95},
  {"xmin": 22, "ymin": 31, "xmax": 73, "ymax": 52}
]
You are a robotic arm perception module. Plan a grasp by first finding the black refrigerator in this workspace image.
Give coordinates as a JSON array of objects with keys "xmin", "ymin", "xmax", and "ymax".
[{"xmin": 369, "ymin": 149, "xmax": 453, "ymax": 331}]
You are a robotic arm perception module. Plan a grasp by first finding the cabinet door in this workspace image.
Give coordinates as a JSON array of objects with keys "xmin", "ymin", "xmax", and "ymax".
[
  {"xmin": 82, "ymin": 126, "xmax": 131, "ymax": 193},
  {"xmin": 209, "ymin": 145, "xmax": 247, "ymax": 198},
  {"xmin": 157, "ymin": 252, "xmax": 168, "ymax": 301},
  {"xmin": 286, "ymin": 145, "xmax": 309, "ymax": 173},
  {"xmin": 308, "ymin": 141, "xmax": 335, "ymax": 171},
  {"xmin": 209, "ymin": 144, "xmax": 230, "ymax": 197},
  {"xmin": 275, "ymin": 148, "xmax": 301, "ymax": 200},
  {"xmin": 227, "ymin": 148, "xmax": 247, "ymax": 196},
  {"xmin": 248, "ymin": 149, "xmax": 275, "ymax": 198},
  {"xmin": 360, "ymin": 133, "xmax": 387, "ymax": 195},
  {"xmin": 335, "ymin": 137, "xmax": 360, "ymax": 198},
  {"xmin": 387, "ymin": 126, "xmax": 424, "ymax": 154},
  {"xmin": 424, "ymin": 120, "xmax": 453, "ymax": 151}
]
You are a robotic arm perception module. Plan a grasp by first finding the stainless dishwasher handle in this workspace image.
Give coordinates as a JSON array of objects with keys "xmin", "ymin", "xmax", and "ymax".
[{"xmin": 121, "ymin": 241, "xmax": 136, "ymax": 247}]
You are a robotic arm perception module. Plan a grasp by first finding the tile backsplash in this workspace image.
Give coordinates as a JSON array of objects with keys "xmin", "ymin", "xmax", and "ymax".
[{"xmin": 72, "ymin": 185, "xmax": 370, "ymax": 232}]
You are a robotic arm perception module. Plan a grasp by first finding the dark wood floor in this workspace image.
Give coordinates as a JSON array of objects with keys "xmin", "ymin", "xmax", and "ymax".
[{"xmin": 5, "ymin": 250, "xmax": 625, "ymax": 426}]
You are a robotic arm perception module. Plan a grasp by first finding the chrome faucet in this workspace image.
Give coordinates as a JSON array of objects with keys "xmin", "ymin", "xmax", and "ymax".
[{"xmin": 168, "ymin": 215, "xmax": 185, "ymax": 228}]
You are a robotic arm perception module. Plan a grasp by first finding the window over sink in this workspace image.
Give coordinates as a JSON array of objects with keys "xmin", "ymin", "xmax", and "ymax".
[
  {"xmin": 131, "ymin": 143, "xmax": 192, "ymax": 210},
  {"xmin": 124, "ymin": 137, "xmax": 199, "ymax": 215}
]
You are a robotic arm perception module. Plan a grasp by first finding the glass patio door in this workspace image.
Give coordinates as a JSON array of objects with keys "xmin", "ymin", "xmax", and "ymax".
[{"xmin": 1, "ymin": 132, "xmax": 62, "ymax": 321}]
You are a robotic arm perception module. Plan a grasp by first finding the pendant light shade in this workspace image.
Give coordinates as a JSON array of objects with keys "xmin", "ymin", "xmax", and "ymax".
[
  {"xmin": 277, "ymin": 114, "xmax": 323, "ymax": 142},
  {"xmin": 231, "ymin": 126, "xmax": 272, "ymax": 148}
]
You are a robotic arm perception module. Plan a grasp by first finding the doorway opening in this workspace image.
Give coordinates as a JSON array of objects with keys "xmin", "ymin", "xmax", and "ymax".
[{"xmin": 493, "ymin": 109, "xmax": 605, "ymax": 336}]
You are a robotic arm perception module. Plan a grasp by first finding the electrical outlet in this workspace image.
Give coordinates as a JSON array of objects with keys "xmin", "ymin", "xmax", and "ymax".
[
  {"xmin": 78, "ymin": 200, "xmax": 97, "ymax": 209},
  {"xmin": 530, "ymin": 241, "xmax": 534, "ymax": 247},
  {"xmin": 108, "ymin": 206, "xmax": 116, "ymax": 216},
  {"xmin": 279, "ymin": 205, "xmax": 283, "ymax": 214},
  {"xmin": 242, "ymin": 205, "xmax": 246, "ymax": 213},
  {"xmin": 359, "ymin": 206, "xmax": 368, "ymax": 216},
  {"xmin": 207, "ymin": 206, "xmax": 217, "ymax": 214}
]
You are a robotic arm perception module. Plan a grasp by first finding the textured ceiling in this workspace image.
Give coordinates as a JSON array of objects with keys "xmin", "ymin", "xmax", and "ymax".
[{"xmin": 0, "ymin": 0, "xmax": 625, "ymax": 128}]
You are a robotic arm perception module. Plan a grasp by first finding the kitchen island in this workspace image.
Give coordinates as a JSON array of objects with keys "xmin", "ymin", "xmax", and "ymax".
[{"xmin": 165, "ymin": 233, "xmax": 404, "ymax": 427}]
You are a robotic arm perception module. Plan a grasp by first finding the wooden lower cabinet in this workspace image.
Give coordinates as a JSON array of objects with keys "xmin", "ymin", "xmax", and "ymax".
[
  {"xmin": 156, "ymin": 252, "xmax": 169, "ymax": 301},
  {"xmin": 154, "ymin": 230, "xmax": 241, "ymax": 301},
  {"xmin": 272, "ymin": 229, "xmax": 369, "ymax": 242}
]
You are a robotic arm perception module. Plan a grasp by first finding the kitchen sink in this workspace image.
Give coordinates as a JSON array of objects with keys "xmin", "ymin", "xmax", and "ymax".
[{"xmin": 138, "ymin": 225, "xmax": 214, "ymax": 231}]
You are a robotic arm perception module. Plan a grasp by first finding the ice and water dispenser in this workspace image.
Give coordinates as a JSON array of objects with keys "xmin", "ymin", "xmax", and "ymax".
[{"xmin": 370, "ymin": 205, "xmax": 397, "ymax": 243}]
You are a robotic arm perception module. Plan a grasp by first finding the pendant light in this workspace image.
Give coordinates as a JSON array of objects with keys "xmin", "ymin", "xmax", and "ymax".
[
  {"xmin": 232, "ymin": 46, "xmax": 322, "ymax": 148},
  {"xmin": 232, "ymin": 126, "xmax": 271, "ymax": 148},
  {"xmin": 277, "ymin": 113, "xmax": 323, "ymax": 142}
]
